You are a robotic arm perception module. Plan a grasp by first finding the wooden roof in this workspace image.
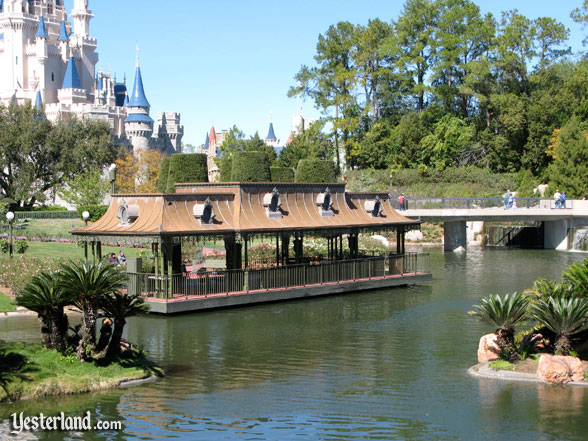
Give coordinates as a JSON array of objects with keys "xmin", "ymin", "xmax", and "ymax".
[{"xmin": 72, "ymin": 183, "xmax": 419, "ymax": 238}]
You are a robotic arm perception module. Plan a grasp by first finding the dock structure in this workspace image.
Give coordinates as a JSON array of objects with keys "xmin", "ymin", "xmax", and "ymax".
[{"xmin": 72, "ymin": 182, "xmax": 431, "ymax": 314}]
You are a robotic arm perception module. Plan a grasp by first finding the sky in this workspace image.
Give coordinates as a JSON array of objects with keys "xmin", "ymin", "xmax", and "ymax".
[{"xmin": 64, "ymin": 0, "xmax": 588, "ymax": 147}]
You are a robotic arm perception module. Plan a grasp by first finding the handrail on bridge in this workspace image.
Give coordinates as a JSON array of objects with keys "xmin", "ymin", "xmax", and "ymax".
[{"xmin": 390, "ymin": 197, "xmax": 574, "ymax": 211}]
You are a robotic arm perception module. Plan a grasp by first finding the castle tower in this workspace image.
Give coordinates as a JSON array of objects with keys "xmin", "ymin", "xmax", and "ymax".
[
  {"xmin": 264, "ymin": 113, "xmax": 279, "ymax": 148},
  {"xmin": 69, "ymin": 0, "xmax": 97, "ymax": 101},
  {"xmin": 124, "ymin": 52, "xmax": 153, "ymax": 153},
  {"xmin": 154, "ymin": 112, "xmax": 184, "ymax": 155}
]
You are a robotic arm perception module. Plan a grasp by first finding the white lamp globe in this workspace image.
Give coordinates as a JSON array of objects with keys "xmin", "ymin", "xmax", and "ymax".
[
  {"xmin": 5, "ymin": 211, "xmax": 14, "ymax": 223},
  {"xmin": 82, "ymin": 211, "xmax": 90, "ymax": 221}
]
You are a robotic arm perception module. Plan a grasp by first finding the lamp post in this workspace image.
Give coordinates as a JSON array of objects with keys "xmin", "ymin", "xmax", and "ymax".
[
  {"xmin": 5, "ymin": 211, "xmax": 14, "ymax": 258},
  {"xmin": 82, "ymin": 210, "xmax": 90, "ymax": 261},
  {"xmin": 108, "ymin": 163, "xmax": 117, "ymax": 194}
]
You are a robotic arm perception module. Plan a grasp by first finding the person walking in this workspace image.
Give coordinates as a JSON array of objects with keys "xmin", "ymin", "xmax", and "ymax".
[
  {"xmin": 504, "ymin": 190, "xmax": 511, "ymax": 209},
  {"xmin": 398, "ymin": 193, "xmax": 405, "ymax": 211},
  {"xmin": 561, "ymin": 192, "xmax": 567, "ymax": 209}
]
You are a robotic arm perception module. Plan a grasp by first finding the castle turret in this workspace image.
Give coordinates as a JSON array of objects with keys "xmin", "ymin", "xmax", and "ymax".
[
  {"xmin": 264, "ymin": 113, "xmax": 279, "ymax": 148},
  {"xmin": 124, "ymin": 54, "xmax": 153, "ymax": 153},
  {"xmin": 71, "ymin": 0, "xmax": 92, "ymax": 37},
  {"xmin": 58, "ymin": 19, "xmax": 70, "ymax": 61}
]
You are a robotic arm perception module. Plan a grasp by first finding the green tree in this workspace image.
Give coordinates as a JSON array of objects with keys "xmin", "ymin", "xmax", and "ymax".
[
  {"xmin": 295, "ymin": 159, "xmax": 336, "ymax": 183},
  {"xmin": 547, "ymin": 115, "xmax": 588, "ymax": 198},
  {"xmin": 165, "ymin": 153, "xmax": 208, "ymax": 193},
  {"xmin": 219, "ymin": 125, "xmax": 247, "ymax": 158},
  {"xmin": 58, "ymin": 261, "xmax": 127, "ymax": 361},
  {"xmin": 58, "ymin": 170, "xmax": 108, "ymax": 207},
  {"xmin": 472, "ymin": 292, "xmax": 529, "ymax": 353},
  {"xmin": 571, "ymin": 0, "xmax": 588, "ymax": 47},
  {"xmin": 99, "ymin": 292, "xmax": 149, "ymax": 359},
  {"xmin": 231, "ymin": 151, "xmax": 271, "ymax": 182},
  {"xmin": 16, "ymin": 273, "xmax": 74, "ymax": 352},
  {"xmin": 533, "ymin": 17, "xmax": 570, "ymax": 69},
  {"xmin": 394, "ymin": 0, "xmax": 439, "ymax": 111},
  {"xmin": 357, "ymin": 120, "xmax": 392, "ymax": 169},
  {"xmin": 531, "ymin": 297, "xmax": 588, "ymax": 355},
  {"xmin": 0, "ymin": 104, "xmax": 118, "ymax": 208},
  {"xmin": 421, "ymin": 115, "xmax": 476, "ymax": 169},
  {"xmin": 389, "ymin": 112, "xmax": 432, "ymax": 167},
  {"xmin": 278, "ymin": 121, "xmax": 332, "ymax": 169}
]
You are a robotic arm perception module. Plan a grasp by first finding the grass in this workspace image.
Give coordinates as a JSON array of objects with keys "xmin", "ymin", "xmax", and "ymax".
[
  {"xmin": 0, "ymin": 292, "xmax": 16, "ymax": 313},
  {"xmin": 0, "ymin": 341, "xmax": 162, "ymax": 402},
  {"xmin": 11, "ymin": 219, "xmax": 85, "ymax": 239},
  {"xmin": 488, "ymin": 360, "xmax": 515, "ymax": 371},
  {"xmin": 20, "ymin": 241, "xmax": 144, "ymax": 260}
]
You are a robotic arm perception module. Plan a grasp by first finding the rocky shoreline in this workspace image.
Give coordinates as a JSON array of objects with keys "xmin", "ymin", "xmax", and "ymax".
[{"xmin": 468, "ymin": 363, "xmax": 588, "ymax": 387}]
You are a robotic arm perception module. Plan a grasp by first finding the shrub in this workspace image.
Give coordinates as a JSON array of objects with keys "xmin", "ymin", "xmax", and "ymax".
[
  {"xmin": 231, "ymin": 151, "xmax": 271, "ymax": 182},
  {"xmin": 0, "ymin": 239, "xmax": 8, "ymax": 254},
  {"xmin": 77, "ymin": 205, "xmax": 108, "ymax": 222},
  {"xmin": 295, "ymin": 159, "xmax": 336, "ymax": 183},
  {"xmin": 14, "ymin": 240, "xmax": 28, "ymax": 254},
  {"xmin": 166, "ymin": 153, "xmax": 208, "ymax": 193},
  {"xmin": 217, "ymin": 157, "xmax": 233, "ymax": 182},
  {"xmin": 156, "ymin": 157, "xmax": 171, "ymax": 193},
  {"xmin": 0, "ymin": 256, "xmax": 67, "ymax": 295},
  {"xmin": 270, "ymin": 167, "xmax": 295, "ymax": 183}
]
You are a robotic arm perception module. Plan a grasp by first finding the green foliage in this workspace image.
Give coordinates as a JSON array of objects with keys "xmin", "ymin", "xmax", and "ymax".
[
  {"xmin": 156, "ymin": 157, "xmax": 171, "ymax": 193},
  {"xmin": 77, "ymin": 205, "xmax": 108, "ymax": 222},
  {"xmin": 515, "ymin": 169, "xmax": 540, "ymax": 197},
  {"xmin": 562, "ymin": 260, "xmax": 588, "ymax": 297},
  {"xmin": 278, "ymin": 121, "xmax": 332, "ymax": 169},
  {"xmin": 58, "ymin": 170, "xmax": 109, "ymax": 207},
  {"xmin": 270, "ymin": 167, "xmax": 295, "ymax": 183},
  {"xmin": 531, "ymin": 297, "xmax": 588, "ymax": 355},
  {"xmin": 165, "ymin": 153, "xmax": 208, "ymax": 193},
  {"xmin": 0, "ymin": 256, "xmax": 66, "ymax": 295},
  {"xmin": 216, "ymin": 157, "xmax": 233, "ymax": 182},
  {"xmin": 472, "ymin": 292, "xmax": 529, "ymax": 331},
  {"xmin": 14, "ymin": 240, "xmax": 28, "ymax": 254},
  {"xmin": 488, "ymin": 360, "xmax": 515, "ymax": 371},
  {"xmin": 295, "ymin": 159, "xmax": 336, "ymax": 183},
  {"xmin": 547, "ymin": 115, "xmax": 588, "ymax": 198},
  {"xmin": 231, "ymin": 151, "xmax": 271, "ymax": 182},
  {"xmin": 421, "ymin": 115, "xmax": 476, "ymax": 169},
  {"xmin": 0, "ymin": 104, "xmax": 119, "ymax": 209}
]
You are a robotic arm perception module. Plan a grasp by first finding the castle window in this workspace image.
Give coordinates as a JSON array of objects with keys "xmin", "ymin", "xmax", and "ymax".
[{"xmin": 51, "ymin": 73, "xmax": 54, "ymax": 82}]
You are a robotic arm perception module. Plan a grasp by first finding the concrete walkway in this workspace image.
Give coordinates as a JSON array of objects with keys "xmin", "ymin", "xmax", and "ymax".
[{"xmin": 468, "ymin": 363, "xmax": 588, "ymax": 387}]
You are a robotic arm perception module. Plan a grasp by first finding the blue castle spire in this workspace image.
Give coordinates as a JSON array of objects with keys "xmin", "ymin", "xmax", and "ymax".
[
  {"xmin": 58, "ymin": 20, "xmax": 69, "ymax": 42},
  {"xmin": 62, "ymin": 56, "xmax": 82, "ymax": 89},
  {"xmin": 35, "ymin": 91, "xmax": 43, "ymax": 109},
  {"xmin": 204, "ymin": 132, "xmax": 209, "ymax": 150},
  {"xmin": 266, "ymin": 122, "xmax": 277, "ymax": 141},
  {"xmin": 35, "ymin": 16, "xmax": 48, "ymax": 39},
  {"xmin": 128, "ymin": 57, "xmax": 150, "ymax": 108}
]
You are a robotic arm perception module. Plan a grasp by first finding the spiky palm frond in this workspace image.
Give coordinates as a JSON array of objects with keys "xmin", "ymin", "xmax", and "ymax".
[
  {"xmin": 57, "ymin": 260, "xmax": 127, "ymax": 302},
  {"xmin": 16, "ymin": 272, "xmax": 74, "ymax": 313},
  {"xmin": 100, "ymin": 291, "xmax": 150, "ymax": 321},
  {"xmin": 531, "ymin": 296, "xmax": 588, "ymax": 338},
  {"xmin": 531, "ymin": 278, "xmax": 573, "ymax": 300},
  {"xmin": 562, "ymin": 260, "xmax": 588, "ymax": 298},
  {"xmin": 472, "ymin": 292, "xmax": 529, "ymax": 331}
]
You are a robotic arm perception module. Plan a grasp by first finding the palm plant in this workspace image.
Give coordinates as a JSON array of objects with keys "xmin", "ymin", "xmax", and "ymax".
[
  {"xmin": 472, "ymin": 292, "xmax": 529, "ymax": 351},
  {"xmin": 58, "ymin": 260, "xmax": 126, "ymax": 361},
  {"xmin": 531, "ymin": 278, "xmax": 572, "ymax": 300},
  {"xmin": 15, "ymin": 272, "xmax": 74, "ymax": 352},
  {"xmin": 99, "ymin": 291, "xmax": 150, "ymax": 359},
  {"xmin": 562, "ymin": 260, "xmax": 588, "ymax": 298},
  {"xmin": 531, "ymin": 296, "xmax": 588, "ymax": 355}
]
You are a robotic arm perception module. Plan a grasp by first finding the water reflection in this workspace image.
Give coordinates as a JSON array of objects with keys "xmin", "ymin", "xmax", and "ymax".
[{"xmin": 1, "ymin": 249, "xmax": 588, "ymax": 440}]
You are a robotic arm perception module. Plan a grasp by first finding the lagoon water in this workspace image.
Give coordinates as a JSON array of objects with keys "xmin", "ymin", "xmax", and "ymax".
[{"xmin": 1, "ymin": 248, "xmax": 588, "ymax": 440}]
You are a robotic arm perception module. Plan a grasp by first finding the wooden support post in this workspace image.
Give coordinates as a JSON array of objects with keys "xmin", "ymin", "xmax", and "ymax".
[
  {"xmin": 96, "ymin": 241, "xmax": 102, "ymax": 261},
  {"xmin": 91, "ymin": 241, "xmax": 96, "ymax": 262},
  {"xmin": 160, "ymin": 240, "xmax": 167, "ymax": 299},
  {"xmin": 275, "ymin": 233, "xmax": 280, "ymax": 267},
  {"xmin": 244, "ymin": 236, "xmax": 249, "ymax": 269},
  {"xmin": 167, "ymin": 239, "xmax": 174, "ymax": 299},
  {"xmin": 396, "ymin": 230, "xmax": 401, "ymax": 255},
  {"xmin": 154, "ymin": 243, "xmax": 160, "ymax": 296},
  {"xmin": 401, "ymin": 230, "xmax": 406, "ymax": 255},
  {"xmin": 339, "ymin": 235, "xmax": 343, "ymax": 260}
]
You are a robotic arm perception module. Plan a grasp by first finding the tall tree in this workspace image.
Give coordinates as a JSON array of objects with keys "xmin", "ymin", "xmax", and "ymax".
[
  {"xmin": 533, "ymin": 17, "xmax": 570, "ymax": 69},
  {"xmin": 394, "ymin": 0, "xmax": 439, "ymax": 111}
]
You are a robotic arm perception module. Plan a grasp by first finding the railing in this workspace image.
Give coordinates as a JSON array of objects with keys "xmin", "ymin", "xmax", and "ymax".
[
  {"xmin": 393, "ymin": 197, "xmax": 543, "ymax": 210},
  {"xmin": 14, "ymin": 210, "xmax": 79, "ymax": 220},
  {"xmin": 127, "ymin": 253, "xmax": 430, "ymax": 300}
]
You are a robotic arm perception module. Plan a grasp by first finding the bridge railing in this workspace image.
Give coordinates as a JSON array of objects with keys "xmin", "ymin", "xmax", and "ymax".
[{"xmin": 393, "ymin": 197, "xmax": 543, "ymax": 210}]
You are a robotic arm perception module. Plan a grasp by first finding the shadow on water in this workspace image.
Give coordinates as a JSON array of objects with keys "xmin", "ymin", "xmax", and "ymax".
[{"xmin": 1, "ymin": 248, "xmax": 588, "ymax": 439}]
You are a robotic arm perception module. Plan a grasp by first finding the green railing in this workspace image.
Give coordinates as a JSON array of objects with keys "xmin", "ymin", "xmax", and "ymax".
[
  {"xmin": 127, "ymin": 253, "xmax": 430, "ymax": 300},
  {"xmin": 14, "ymin": 210, "xmax": 79, "ymax": 220}
]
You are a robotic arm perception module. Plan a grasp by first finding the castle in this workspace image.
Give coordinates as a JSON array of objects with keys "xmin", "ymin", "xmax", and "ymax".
[{"xmin": 0, "ymin": 0, "xmax": 183, "ymax": 155}]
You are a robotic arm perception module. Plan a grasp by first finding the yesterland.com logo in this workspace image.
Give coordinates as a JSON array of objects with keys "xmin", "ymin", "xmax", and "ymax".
[{"xmin": 9, "ymin": 411, "xmax": 122, "ymax": 434}]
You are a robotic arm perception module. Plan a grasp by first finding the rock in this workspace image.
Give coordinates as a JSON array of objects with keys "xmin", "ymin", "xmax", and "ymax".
[
  {"xmin": 478, "ymin": 334, "xmax": 501, "ymax": 363},
  {"xmin": 405, "ymin": 230, "xmax": 423, "ymax": 241},
  {"xmin": 537, "ymin": 354, "xmax": 584, "ymax": 384}
]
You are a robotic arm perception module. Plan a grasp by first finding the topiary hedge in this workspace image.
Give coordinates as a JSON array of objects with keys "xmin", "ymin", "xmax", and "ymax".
[
  {"xmin": 231, "ymin": 151, "xmax": 271, "ymax": 182},
  {"xmin": 165, "ymin": 153, "xmax": 208, "ymax": 193},
  {"xmin": 156, "ymin": 157, "xmax": 171, "ymax": 192},
  {"xmin": 295, "ymin": 159, "xmax": 336, "ymax": 183},
  {"xmin": 270, "ymin": 167, "xmax": 295, "ymax": 183},
  {"xmin": 217, "ymin": 157, "xmax": 233, "ymax": 182},
  {"xmin": 77, "ymin": 205, "xmax": 108, "ymax": 222}
]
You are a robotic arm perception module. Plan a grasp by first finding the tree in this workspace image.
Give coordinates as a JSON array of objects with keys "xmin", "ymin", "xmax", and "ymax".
[
  {"xmin": 356, "ymin": 120, "xmax": 392, "ymax": 169},
  {"xmin": 571, "ymin": 0, "xmax": 588, "ymax": 47},
  {"xmin": 58, "ymin": 260, "xmax": 127, "ymax": 361},
  {"xmin": 231, "ymin": 151, "xmax": 271, "ymax": 182},
  {"xmin": 472, "ymin": 292, "xmax": 528, "ymax": 353},
  {"xmin": 531, "ymin": 297, "xmax": 588, "ymax": 355},
  {"xmin": 218, "ymin": 125, "xmax": 247, "ymax": 158},
  {"xmin": 116, "ymin": 150, "xmax": 167, "ymax": 194},
  {"xmin": 278, "ymin": 121, "xmax": 332, "ymax": 169},
  {"xmin": 99, "ymin": 291, "xmax": 149, "ymax": 359},
  {"xmin": 0, "ymin": 104, "xmax": 119, "ymax": 208},
  {"xmin": 420, "ymin": 115, "xmax": 476, "ymax": 169},
  {"xmin": 16, "ymin": 273, "xmax": 74, "ymax": 352},
  {"xmin": 156, "ymin": 157, "xmax": 171, "ymax": 192},
  {"xmin": 533, "ymin": 17, "xmax": 570, "ymax": 69},
  {"xmin": 295, "ymin": 159, "xmax": 336, "ymax": 183},
  {"xmin": 165, "ymin": 153, "xmax": 208, "ymax": 193},
  {"xmin": 394, "ymin": 0, "xmax": 439, "ymax": 111},
  {"xmin": 547, "ymin": 115, "xmax": 588, "ymax": 198},
  {"xmin": 58, "ymin": 170, "xmax": 108, "ymax": 207}
]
